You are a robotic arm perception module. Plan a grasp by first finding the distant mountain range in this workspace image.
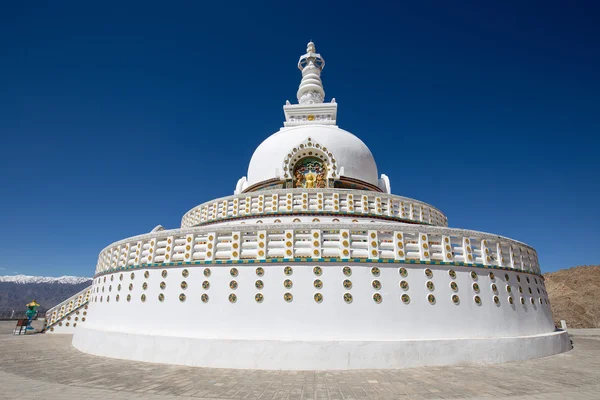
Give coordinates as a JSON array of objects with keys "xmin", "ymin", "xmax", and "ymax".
[
  {"xmin": 0, "ymin": 274, "xmax": 92, "ymax": 317},
  {"xmin": 0, "ymin": 274, "xmax": 92, "ymax": 285},
  {"xmin": 545, "ymin": 265, "xmax": 600, "ymax": 329}
]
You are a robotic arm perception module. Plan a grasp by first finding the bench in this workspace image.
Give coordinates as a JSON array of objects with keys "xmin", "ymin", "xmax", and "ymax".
[{"xmin": 13, "ymin": 318, "xmax": 29, "ymax": 335}]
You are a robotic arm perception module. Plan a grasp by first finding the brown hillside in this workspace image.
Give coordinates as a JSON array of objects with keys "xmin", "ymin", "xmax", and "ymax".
[{"xmin": 544, "ymin": 265, "xmax": 600, "ymax": 328}]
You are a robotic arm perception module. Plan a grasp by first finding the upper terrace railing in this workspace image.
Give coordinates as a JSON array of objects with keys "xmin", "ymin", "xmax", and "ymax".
[
  {"xmin": 180, "ymin": 189, "xmax": 448, "ymax": 228},
  {"xmin": 95, "ymin": 223, "xmax": 540, "ymax": 276}
]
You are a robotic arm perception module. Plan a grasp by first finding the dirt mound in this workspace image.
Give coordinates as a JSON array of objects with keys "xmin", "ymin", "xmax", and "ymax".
[{"xmin": 544, "ymin": 265, "xmax": 600, "ymax": 328}]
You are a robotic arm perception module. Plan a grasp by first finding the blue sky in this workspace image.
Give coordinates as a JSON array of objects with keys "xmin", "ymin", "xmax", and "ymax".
[{"xmin": 0, "ymin": 1, "xmax": 598, "ymax": 277}]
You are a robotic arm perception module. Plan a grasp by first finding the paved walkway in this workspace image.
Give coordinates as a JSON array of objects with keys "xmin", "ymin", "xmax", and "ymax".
[{"xmin": 0, "ymin": 321, "xmax": 599, "ymax": 400}]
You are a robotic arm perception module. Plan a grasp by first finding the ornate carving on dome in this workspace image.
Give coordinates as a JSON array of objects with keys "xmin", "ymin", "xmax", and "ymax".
[
  {"xmin": 293, "ymin": 158, "xmax": 326, "ymax": 188},
  {"xmin": 282, "ymin": 137, "xmax": 338, "ymax": 185}
]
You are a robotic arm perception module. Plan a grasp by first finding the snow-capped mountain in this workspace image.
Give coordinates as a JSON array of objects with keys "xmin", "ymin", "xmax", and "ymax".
[
  {"xmin": 0, "ymin": 275, "xmax": 92, "ymax": 285},
  {"xmin": 0, "ymin": 275, "xmax": 93, "ymax": 316}
]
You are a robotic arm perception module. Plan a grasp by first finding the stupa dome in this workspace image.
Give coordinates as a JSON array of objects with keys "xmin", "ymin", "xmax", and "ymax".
[{"xmin": 246, "ymin": 124, "xmax": 379, "ymax": 188}]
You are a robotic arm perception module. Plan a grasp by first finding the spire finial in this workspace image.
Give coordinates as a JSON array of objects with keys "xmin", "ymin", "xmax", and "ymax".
[{"xmin": 296, "ymin": 41, "xmax": 325, "ymax": 104}]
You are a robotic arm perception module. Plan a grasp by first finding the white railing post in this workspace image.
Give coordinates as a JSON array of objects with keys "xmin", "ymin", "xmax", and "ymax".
[
  {"xmin": 148, "ymin": 238, "xmax": 157, "ymax": 264},
  {"xmin": 368, "ymin": 230, "xmax": 379, "ymax": 260},
  {"xmin": 285, "ymin": 229, "xmax": 294, "ymax": 258},
  {"xmin": 311, "ymin": 229, "xmax": 321, "ymax": 258},
  {"xmin": 480, "ymin": 239, "xmax": 489, "ymax": 266},
  {"xmin": 206, "ymin": 233, "xmax": 216, "ymax": 262},
  {"xmin": 442, "ymin": 235, "xmax": 453, "ymax": 262},
  {"xmin": 243, "ymin": 196, "xmax": 251, "ymax": 215},
  {"xmin": 220, "ymin": 200, "xmax": 228, "ymax": 219},
  {"xmin": 398, "ymin": 202, "xmax": 404, "ymax": 219},
  {"xmin": 496, "ymin": 242, "xmax": 504, "ymax": 267},
  {"xmin": 231, "ymin": 232, "xmax": 240, "ymax": 260},
  {"xmin": 131, "ymin": 241, "xmax": 140, "ymax": 265},
  {"xmin": 509, "ymin": 246, "xmax": 516, "ymax": 270},
  {"xmin": 257, "ymin": 230, "xmax": 266, "ymax": 260},
  {"xmin": 340, "ymin": 229, "xmax": 350, "ymax": 258},
  {"xmin": 317, "ymin": 192, "xmax": 324, "ymax": 211},
  {"xmin": 109, "ymin": 247, "xmax": 117, "ymax": 270},
  {"xmin": 333, "ymin": 192, "xmax": 340, "ymax": 212},
  {"xmin": 375, "ymin": 196, "xmax": 382, "ymax": 216},
  {"xmin": 164, "ymin": 236, "xmax": 174, "ymax": 263},
  {"xmin": 231, "ymin": 198, "xmax": 238, "ymax": 217},
  {"xmin": 210, "ymin": 202, "xmax": 217, "ymax": 221},
  {"xmin": 257, "ymin": 194, "xmax": 264, "ymax": 214},
  {"xmin": 394, "ymin": 231, "xmax": 405, "ymax": 261},
  {"xmin": 184, "ymin": 235, "xmax": 194, "ymax": 262},
  {"xmin": 285, "ymin": 192, "xmax": 293, "ymax": 212},
  {"xmin": 302, "ymin": 192, "xmax": 309, "ymax": 211},
  {"xmin": 463, "ymin": 237, "xmax": 473, "ymax": 264},
  {"xmin": 361, "ymin": 194, "xmax": 369, "ymax": 214},
  {"xmin": 419, "ymin": 233, "xmax": 430, "ymax": 261}
]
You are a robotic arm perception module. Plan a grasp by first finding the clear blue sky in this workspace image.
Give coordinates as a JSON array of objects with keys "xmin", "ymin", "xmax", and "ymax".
[{"xmin": 1, "ymin": 1, "xmax": 598, "ymax": 277}]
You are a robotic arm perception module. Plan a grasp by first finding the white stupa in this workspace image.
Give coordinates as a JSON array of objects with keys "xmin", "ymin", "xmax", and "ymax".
[{"xmin": 45, "ymin": 42, "xmax": 571, "ymax": 370}]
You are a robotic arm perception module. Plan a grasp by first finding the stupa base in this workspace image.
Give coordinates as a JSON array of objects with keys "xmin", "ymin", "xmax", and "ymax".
[{"xmin": 72, "ymin": 328, "xmax": 571, "ymax": 370}]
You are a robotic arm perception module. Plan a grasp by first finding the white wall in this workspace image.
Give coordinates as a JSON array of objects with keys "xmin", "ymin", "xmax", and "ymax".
[
  {"xmin": 85, "ymin": 263, "xmax": 555, "ymax": 341},
  {"xmin": 73, "ymin": 328, "xmax": 571, "ymax": 370}
]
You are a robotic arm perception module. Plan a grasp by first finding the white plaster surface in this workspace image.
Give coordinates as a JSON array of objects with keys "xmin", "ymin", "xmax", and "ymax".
[
  {"xmin": 73, "ymin": 327, "xmax": 571, "ymax": 370},
  {"xmin": 74, "ymin": 264, "xmax": 564, "ymax": 369},
  {"xmin": 85, "ymin": 265, "xmax": 553, "ymax": 341}
]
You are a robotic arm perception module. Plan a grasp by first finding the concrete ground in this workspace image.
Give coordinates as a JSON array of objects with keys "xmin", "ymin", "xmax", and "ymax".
[{"xmin": 0, "ymin": 321, "xmax": 599, "ymax": 400}]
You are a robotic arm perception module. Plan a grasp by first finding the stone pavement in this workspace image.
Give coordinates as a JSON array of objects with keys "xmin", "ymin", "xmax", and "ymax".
[{"xmin": 0, "ymin": 321, "xmax": 599, "ymax": 400}]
